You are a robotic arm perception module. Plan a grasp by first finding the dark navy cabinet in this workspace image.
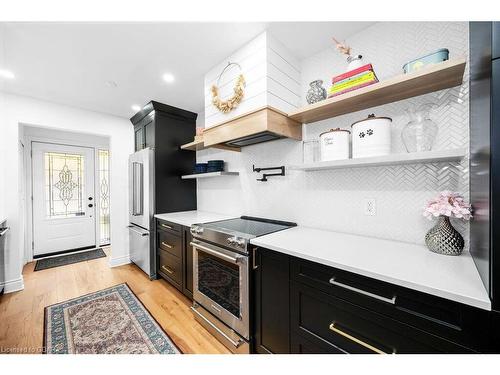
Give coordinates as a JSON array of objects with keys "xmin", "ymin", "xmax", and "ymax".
[
  {"xmin": 252, "ymin": 247, "xmax": 291, "ymax": 354},
  {"xmin": 470, "ymin": 22, "xmax": 500, "ymax": 311},
  {"xmin": 156, "ymin": 219, "xmax": 194, "ymax": 301},
  {"xmin": 252, "ymin": 247, "xmax": 497, "ymax": 354},
  {"xmin": 493, "ymin": 22, "xmax": 500, "ymax": 59}
]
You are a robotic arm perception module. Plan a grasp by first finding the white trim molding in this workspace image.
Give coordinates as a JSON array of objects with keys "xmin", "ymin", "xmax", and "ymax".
[
  {"xmin": 108, "ymin": 254, "xmax": 131, "ymax": 268},
  {"xmin": 1, "ymin": 276, "xmax": 25, "ymax": 293}
]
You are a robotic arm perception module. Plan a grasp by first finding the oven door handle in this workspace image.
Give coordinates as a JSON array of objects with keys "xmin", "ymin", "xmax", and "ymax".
[
  {"xmin": 0, "ymin": 227, "xmax": 10, "ymax": 237},
  {"xmin": 191, "ymin": 306, "xmax": 244, "ymax": 348},
  {"xmin": 190, "ymin": 241, "xmax": 241, "ymax": 264}
]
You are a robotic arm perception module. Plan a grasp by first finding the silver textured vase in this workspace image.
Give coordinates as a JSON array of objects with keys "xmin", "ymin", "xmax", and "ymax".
[
  {"xmin": 306, "ymin": 80, "xmax": 327, "ymax": 104},
  {"xmin": 425, "ymin": 216, "xmax": 464, "ymax": 256}
]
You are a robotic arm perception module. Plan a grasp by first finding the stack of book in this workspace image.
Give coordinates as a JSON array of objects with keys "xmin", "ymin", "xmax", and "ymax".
[{"xmin": 329, "ymin": 64, "xmax": 379, "ymax": 97}]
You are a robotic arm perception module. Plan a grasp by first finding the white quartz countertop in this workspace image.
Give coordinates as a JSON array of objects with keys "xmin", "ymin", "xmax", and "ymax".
[
  {"xmin": 251, "ymin": 226, "xmax": 491, "ymax": 310},
  {"xmin": 154, "ymin": 211, "xmax": 237, "ymax": 227}
]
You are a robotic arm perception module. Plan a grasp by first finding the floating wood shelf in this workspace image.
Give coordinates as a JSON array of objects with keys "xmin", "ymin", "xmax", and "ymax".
[
  {"xmin": 181, "ymin": 171, "xmax": 240, "ymax": 179},
  {"xmin": 180, "ymin": 139, "xmax": 241, "ymax": 152},
  {"xmin": 288, "ymin": 58, "xmax": 466, "ymax": 124},
  {"xmin": 289, "ymin": 149, "xmax": 466, "ymax": 171}
]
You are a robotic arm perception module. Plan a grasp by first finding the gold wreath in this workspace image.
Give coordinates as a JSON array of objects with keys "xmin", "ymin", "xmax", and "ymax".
[{"xmin": 211, "ymin": 74, "xmax": 245, "ymax": 113}]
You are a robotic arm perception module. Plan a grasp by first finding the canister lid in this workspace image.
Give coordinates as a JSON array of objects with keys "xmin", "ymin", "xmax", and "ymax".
[
  {"xmin": 351, "ymin": 113, "xmax": 392, "ymax": 127},
  {"xmin": 319, "ymin": 127, "xmax": 351, "ymax": 137}
]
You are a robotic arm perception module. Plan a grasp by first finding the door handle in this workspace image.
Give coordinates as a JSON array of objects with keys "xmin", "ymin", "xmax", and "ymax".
[
  {"xmin": 161, "ymin": 265, "xmax": 174, "ymax": 274},
  {"xmin": 252, "ymin": 248, "xmax": 259, "ymax": 270},
  {"xmin": 88, "ymin": 197, "xmax": 93, "ymax": 201},
  {"xmin": 161, "ymin": 241, "xmax": 173, "ymax": 249},
  {"xmin": 329, "ymin": 323, "xmax": 392, "ymax": 354},
  {"xmin": 190, "ymin": 306, "xmax": 244, "ymax": 349},
  {"xmin": 127, "ymin": 225, "xmax": 149, "ymax": 236},
  {"xmin": 329, "ymin": 277, "xmax": 397, "ymax": 305},
  {"xmin": 190, "ymin": 241, "xmax": 241, "ymax": 264},
  {"xmin": 88, "ymin": 204, "xmax": 93, "ymax": 208}
]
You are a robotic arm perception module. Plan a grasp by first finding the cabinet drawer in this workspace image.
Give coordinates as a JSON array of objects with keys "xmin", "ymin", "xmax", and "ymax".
[
  {"xmin": 291, "ymin": 331, "xmax": 344, "ymax": 354},
  {"xmin": 157, "ymin": 219, "xmax": 182, "ymax": 235},
  {"xmin": 158, "ymin": 230, "xmax": 182, "ymax": 258},
  {"xmin": 291, "ymin": 281, "xmax": 472, "ymax": 354},
  {"xmin": 159, "ymin": 249, "xmax": 182, "ymax": 287},
  {"xmin": 291, "ymin": 257, "xmax": 489, "ymax": 351}
]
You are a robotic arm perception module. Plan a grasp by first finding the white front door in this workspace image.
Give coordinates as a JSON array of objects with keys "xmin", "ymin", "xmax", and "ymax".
[{"xmin": 32, "ymin": 142, "xmax": 96, "ymax": 256}]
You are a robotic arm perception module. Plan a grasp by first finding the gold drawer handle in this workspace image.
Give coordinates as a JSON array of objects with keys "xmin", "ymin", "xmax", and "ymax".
[
  {"xmin": 161, "ymin": 241, "xmax": 173, "ymax": 249},
  {"xmin": 161, "ymin": 223, "xmax": 173, "ymax": 229},
  {"xmin": 161, "ymin": 265, "xmax": 174, "ymax": 274},
  {"xmin": 329, "ymin": 323, "xmax": 388, "ymax": 354}
]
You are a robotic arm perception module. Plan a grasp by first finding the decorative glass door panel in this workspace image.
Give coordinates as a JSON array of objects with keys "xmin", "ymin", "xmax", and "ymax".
[
  {"xmin": 45, "ymin": 152, "xmax": 85, "ymax": 218},
  {"xmin": 32, "ymin": 142, "xmax": 96, "ymax": 256}
]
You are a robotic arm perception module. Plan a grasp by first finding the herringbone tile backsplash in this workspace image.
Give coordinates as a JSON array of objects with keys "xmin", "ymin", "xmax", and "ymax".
[{"xmin": 197, "ymin": 22, "xmax": 470, "ymax": 248}]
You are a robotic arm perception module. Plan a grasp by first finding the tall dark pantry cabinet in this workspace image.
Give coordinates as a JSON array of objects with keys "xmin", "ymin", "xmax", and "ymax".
[
  {"xmin": 470, "ymin": 22, "xmax": 500, "ymax": 345},
  {"xmin": 130, "ymin": 101, "xmax": 197, "ymax": 279}
]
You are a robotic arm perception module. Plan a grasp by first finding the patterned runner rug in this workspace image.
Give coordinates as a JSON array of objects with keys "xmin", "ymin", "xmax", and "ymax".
[
  {"xmin": 44, "ymin": 283, "xmax": 180, "ymax": 354},
  {"xmin": 34, "ymin": 248, "xmax": 106, "ymax": 271}
]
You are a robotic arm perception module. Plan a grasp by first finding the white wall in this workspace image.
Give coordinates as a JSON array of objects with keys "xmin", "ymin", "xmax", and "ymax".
[
  {"xmin": 0, "ymin": 92, "xmax": 133, "ymax": 293},
  {"xmin": 197, "ymin": 22, "xmax": 470, "ymax": 248},
  {"xmin": 0, "ymin": 24, "xmax": 6, "ymax": 220},
  {"xmin": 0, "ymin": 93, "xmax": 6, "ymax": 221}
]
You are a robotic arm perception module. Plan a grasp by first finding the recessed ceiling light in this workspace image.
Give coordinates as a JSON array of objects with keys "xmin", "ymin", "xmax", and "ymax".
[
  {"xmin": 105, "ymin": 80, "xmax": 118, "ymax": 88},
  {"xmin": 0, "ymin": 69, "xmax": 15, "ymax": 80},
  {"xmin": 131, "ymin": 105, "xmax": 141, "ymax": 112},
  {"xmin": 162, "ymin": 73, "xmax": 175, "ymax": 83}
]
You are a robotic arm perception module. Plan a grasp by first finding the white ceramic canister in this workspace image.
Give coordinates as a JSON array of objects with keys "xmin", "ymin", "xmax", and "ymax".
[
  {"xmin": 319, "ymin": 128, "xmax": 351, "ymax": 161},
  {"xmin": 351, "ymin": 114, "xmax": 392, "ymax": 158}
]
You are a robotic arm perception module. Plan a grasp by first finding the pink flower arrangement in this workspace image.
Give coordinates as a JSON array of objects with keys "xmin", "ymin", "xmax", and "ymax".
[{"xmin": 423, "ymin": 191, "xmax": 472, "ymax": 220}]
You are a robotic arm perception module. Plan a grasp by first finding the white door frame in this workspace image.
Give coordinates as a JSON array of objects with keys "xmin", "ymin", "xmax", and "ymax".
[{"xmin": 24, "ymin": 133, "xmax": 109, "ymax": 262}]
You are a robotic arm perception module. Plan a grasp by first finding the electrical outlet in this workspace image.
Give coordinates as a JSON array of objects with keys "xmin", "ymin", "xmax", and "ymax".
[{"xmin": 364, "ymin": 198, "xmax": 376, "ymax": 216}]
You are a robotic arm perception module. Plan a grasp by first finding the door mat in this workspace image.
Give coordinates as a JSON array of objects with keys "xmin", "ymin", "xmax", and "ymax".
[{"xmin": 34, "ymin": 248, "xmax": 106, "ymax": 271}]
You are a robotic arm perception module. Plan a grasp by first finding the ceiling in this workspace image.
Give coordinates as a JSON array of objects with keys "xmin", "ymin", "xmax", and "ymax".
[{"xmin": 0, "ymin": 22, "xmax": 374, "ymax": 119}]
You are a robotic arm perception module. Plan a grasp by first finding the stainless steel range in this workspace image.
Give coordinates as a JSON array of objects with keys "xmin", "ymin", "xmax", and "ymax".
[{"xmin": 190, "ymin": 216, "xmax": 296, "ymax": 353}]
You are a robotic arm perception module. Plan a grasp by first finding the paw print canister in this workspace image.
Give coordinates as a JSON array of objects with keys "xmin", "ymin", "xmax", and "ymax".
[
  {"xmin": 319, "ymin": 128, "xmax": 351, "ymax": 161},
  {"xmin": 351, "ymin": 114, "xmax": 392, "ymax": 158}
]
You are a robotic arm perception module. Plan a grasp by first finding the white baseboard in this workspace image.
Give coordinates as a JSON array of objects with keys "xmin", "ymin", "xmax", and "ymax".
[
  {"xmin": 108, "ymin": 254, "xmax": 131, "ymax": 268},
  {"xmin": 1, "ymin": 276, "xmax": 25, "ymax": 293}
]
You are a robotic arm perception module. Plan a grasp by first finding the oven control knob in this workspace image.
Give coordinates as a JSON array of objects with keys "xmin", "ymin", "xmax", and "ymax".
[
  {"xmin": 195, "ymin": 227, "xmax": 204, "ymax": 235},
  {"xmin": 227, "ymin": 236, "xmax": 237, "ymax": 245},
  {"xmin": 235, "ymin": 238, "xmax": 245, "ymax": 248},
  {"xmin": 190, "ymin": 226, "xmax": 197, "ymax": 235}
]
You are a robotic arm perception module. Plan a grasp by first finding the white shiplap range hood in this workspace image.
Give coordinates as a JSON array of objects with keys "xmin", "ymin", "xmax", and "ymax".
[{"xmin": 202, "ymin": 32, "xmax": 302, "ymax": 149}]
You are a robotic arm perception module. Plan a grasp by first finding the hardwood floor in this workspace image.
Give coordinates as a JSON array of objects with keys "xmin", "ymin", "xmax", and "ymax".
[{"xmin": 0, "ymin": 249, "xmax": 231, "ymax": 354}]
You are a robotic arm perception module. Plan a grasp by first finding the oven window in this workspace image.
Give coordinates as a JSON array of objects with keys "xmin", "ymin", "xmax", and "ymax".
[{"xmin": 198, "ymin": 252, "xmax": 240, "ymax": 317}]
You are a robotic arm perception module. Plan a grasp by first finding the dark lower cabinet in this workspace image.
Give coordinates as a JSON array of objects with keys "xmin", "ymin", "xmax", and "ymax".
[
  {"xmin": 252, "ymin": 247, "xmax": 496, "ymax": 354},
  {"xmin": 253, "ymin": 247, "xmax": 291, "ymax": 354},
  {"xmin": 156, "ymin": 219, "xmax": 193, "ymax": 301},
  {"xmin": 290, "ymin": 281, "xmax": 473, "ymax": 354},
  {"xmin": 291, "ymin": 331, "xmax": 344, "ymax": 354}
]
